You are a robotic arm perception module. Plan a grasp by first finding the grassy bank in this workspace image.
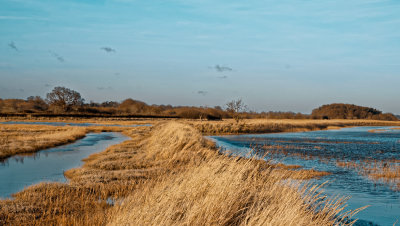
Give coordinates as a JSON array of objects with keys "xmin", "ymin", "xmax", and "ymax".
[
  {"xmin": 0, "ymin": 122, "xmax": 154, "ymax": 160},
  {"xmin": 0, "ymin": 122, "xmax": 362, "ymax": 225},
  {"xmin": 0, "ymin": 117, "xmax": 158, "ymax": 126},
  {"xmin": 0, "ymin": 124, "xmax": 87, "ymax": 160},
  {"xmin": 188, "ymin": 119, "xmax": 400, "ymax": 135}
]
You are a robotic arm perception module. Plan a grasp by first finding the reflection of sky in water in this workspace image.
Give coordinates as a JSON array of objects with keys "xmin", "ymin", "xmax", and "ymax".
[
  {"xmin": 210, "ymin": 127, "xmax": 400, "ymax": 226},
  {"xmin": 0, "ymin": 132, "xmax": 129, "ymax": 198},
  {"xmin": 0, "ymin": 121, "xmax": 151, "ymax": 127}
]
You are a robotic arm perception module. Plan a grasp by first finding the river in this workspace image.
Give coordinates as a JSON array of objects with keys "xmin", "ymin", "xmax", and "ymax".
[
  {"xmin": 0, "ymin": 132, "xmax": 129, "ymax": 198},
  {"xmin": 210, "ymin": 126, "xmax": 400, "ymax": 226}
]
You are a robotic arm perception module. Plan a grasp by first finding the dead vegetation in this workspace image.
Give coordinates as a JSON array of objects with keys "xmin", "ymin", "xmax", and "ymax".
[
  {"xmin": 0, "ymin": 122, "xmax": 363, "ymax": 225},
  {"xmin": 0, "ymin": 119, "xmax": 156, "ymax": 161},
  {"xmin": 0, "ymin": 124, "xmax": 87, "ymax": 160},
  {"xmin": 336, "ymin": 160, "xmax": 400, "ymax": 191},
  {"xmin": 188, "ymin": 119, "xmax": 400, "ymax": 135}
]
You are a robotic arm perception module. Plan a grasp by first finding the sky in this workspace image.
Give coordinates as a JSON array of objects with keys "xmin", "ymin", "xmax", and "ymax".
[{"xmin": 1, "ymin": 0, "xmax": 399, "ymax": 114}]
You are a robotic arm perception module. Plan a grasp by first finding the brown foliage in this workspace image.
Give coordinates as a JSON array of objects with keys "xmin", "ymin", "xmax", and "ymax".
[{"xmin": 312, "ymin": 103, "xmax": 397, "ymax": 120}]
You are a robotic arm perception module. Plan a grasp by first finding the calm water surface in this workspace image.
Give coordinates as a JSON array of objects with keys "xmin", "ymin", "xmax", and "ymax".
[
  {"xmin": 0, "ymin": 132, "xmax": 129, "ymax": 198},
  {"xmin": 211, "ymin": 126, "xmax": 400, "ymax": 226}
]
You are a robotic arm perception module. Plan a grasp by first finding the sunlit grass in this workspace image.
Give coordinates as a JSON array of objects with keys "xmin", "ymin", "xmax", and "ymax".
[
  {"xmin": 0, "ymin": 124, "xmax": 87, "ymax": 160},
  {"xmin": 188, "ymin": 119, "xmax": 400, "ymax": 135},
  {"xmin": 0, "ymin": 122, "xmax": 363, "ymax": 225},
  {"xmin": 336, "ymin": 160, "xmax": 400, "ymax": 191}
]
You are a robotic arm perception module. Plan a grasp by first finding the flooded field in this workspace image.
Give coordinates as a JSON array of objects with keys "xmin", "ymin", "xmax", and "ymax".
[
  {"xmin": 0, "ymin": 132, "xmax": 129, "ymax": 198},
  {"xmin": 211, "ymin": 126, "xmax": 400, "ymax": 226}
]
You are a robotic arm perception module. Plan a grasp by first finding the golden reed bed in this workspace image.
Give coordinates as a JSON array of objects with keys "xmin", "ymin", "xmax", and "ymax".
[
  {"xmin": 0, "ymin": 124, "xmax": 87, "ymax": 160},
  {"xmin": 0, "ymin": 122, "xmax": 364, "ymax": 225},
  {"xmin": 187, "ymin": 119, "xmax": 400, "ymax": 135},
  {"xmin": 0, "ymin": 123, "xmax": 140, "ymax": 161},
  {"xmin": 337, "ymin": 160, "xmax": 400, "ymax": 191}
]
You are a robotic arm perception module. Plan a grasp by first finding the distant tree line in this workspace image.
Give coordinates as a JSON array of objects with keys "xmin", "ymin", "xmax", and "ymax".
[
  {"xmin": 0, "ymin": 87, "xmax": 397, "ymax": 121},
  {"xmin": 311, "ymin": 103, "xmax": 398, "ymax": 121}
]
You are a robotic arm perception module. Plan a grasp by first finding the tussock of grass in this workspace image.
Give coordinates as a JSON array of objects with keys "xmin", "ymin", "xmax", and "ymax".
[
  {"xmin": 0, "ymin": 183, "xmax": 111, "ymax": 225},
  {"xmin": 1, "ymin": 122, "xmax": 363, "ymax": 225},
  {"xmin": 108, "ymin": 156, "xmax": 354, "ymax": 225}
]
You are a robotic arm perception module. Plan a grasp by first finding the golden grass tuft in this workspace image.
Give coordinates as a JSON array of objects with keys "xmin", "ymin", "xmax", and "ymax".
[
  {"xmin": 0, "ymin": 183, "xmax": 111, "ymax": 225},
  {"xmin": 108, "ymin": 156, "xmax": 357, "ymax": 226}
]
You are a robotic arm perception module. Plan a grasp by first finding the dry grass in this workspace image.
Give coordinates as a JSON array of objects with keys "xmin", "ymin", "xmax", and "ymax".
[
  {"xmin": 368, "ymin": 129, "xmax": 388, "ymax": 133},
  {"xmin": 0, "ymin": 117, "xmax": 160, "ymax": 126},
  {"xmin": 0, "ymin": 121, "xmax": 364, "ymax": 225},
  {"xmin": 336, "ymin": 160, "xmax": 400, "ymax": 191},
  {"xmin": 0, "ymin": 121, "xmax": 153, "ymax": 160},
  {"xmin": 109, "ymin": 159, "xmax": 357, "ymax": 226},
  {"xmin": 0, "ymin": 183, "xmax": 111, "ymax": 225},
  {"xmin": 0, "ymin": 124, "xmax": 87, "ymax": 160},
  {"xmin": 188, "ymin": 119, "xmax": 400, "ymax": 135}
]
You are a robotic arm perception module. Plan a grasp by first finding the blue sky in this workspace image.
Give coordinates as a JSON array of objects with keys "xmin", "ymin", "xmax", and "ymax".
[{"xmin": 1, "ymin": 0, "xmax": 399, "ymax": 113}]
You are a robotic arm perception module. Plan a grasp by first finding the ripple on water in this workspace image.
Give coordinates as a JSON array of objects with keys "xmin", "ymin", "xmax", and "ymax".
[{"xmin": 210, "ymin": 126, "xmax": 400, "ymax": 226}]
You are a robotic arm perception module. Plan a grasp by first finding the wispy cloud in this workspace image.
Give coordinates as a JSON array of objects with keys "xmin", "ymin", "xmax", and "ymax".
[
  {"xmin": 197, "ymin": 90, "xmax": 208, "ymax": 95},
  {"xmin": 49, "ymin": 51, "xmax": 65, "ymax": 62},
  {"xmin": 211, "ymin": 65, "xmax": 233, "ymax": 72},
  {"xmin": 8, "ymin": 42, "xmax": 18, "ymax": 51},
  {"xmin": 101, "ymin": 47, "xmax": 116, "ymax": 53}
]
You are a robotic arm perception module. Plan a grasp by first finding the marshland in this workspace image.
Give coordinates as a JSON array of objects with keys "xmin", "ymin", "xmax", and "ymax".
[
  {"xmin": 3, "ymin": 0, "xmax": 400, "ymax": 225},
  {"xmin": 0, "ymin": 115, "xmax": 399, "ymax": 225}
]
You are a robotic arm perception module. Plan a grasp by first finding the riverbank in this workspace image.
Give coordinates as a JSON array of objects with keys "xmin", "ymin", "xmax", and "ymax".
[
  {"xmin": 0, "ymin": 121, "xmax": 156, "ymax": 160},
  {"xmin": 188, "ymin": 119, "xmax": 400, "ymax": 135},
  {"xmin": 0, "ymin": 122, "xmax": 362, "ymax": 225},
  {"xmin": 0, "ymin": 124, "xmax": 87, "ymax": 160}
]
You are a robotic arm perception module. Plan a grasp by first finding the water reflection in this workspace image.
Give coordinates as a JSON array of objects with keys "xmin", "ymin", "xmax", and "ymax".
[{"xmin": 0, "ymin": 132, "xmax": 129, "ymax": 198}]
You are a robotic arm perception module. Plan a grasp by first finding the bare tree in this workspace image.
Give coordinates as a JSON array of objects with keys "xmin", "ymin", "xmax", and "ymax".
[
  {"xmin": 226, "ymin": 98, "xmax": 246, "ymax": 123},
  {"xmin": 46, "ymin": 86, "xmax": 84, "ymax": 112}
]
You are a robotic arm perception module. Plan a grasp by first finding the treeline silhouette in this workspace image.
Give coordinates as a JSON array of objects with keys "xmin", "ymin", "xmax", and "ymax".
[
  {"xmin": 0, "ymin": 87, "xmax": 397, "ymax": 121},
  {"xmin": 311, "ymin": 103, "xmax": 398, "ymax": 121}
]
